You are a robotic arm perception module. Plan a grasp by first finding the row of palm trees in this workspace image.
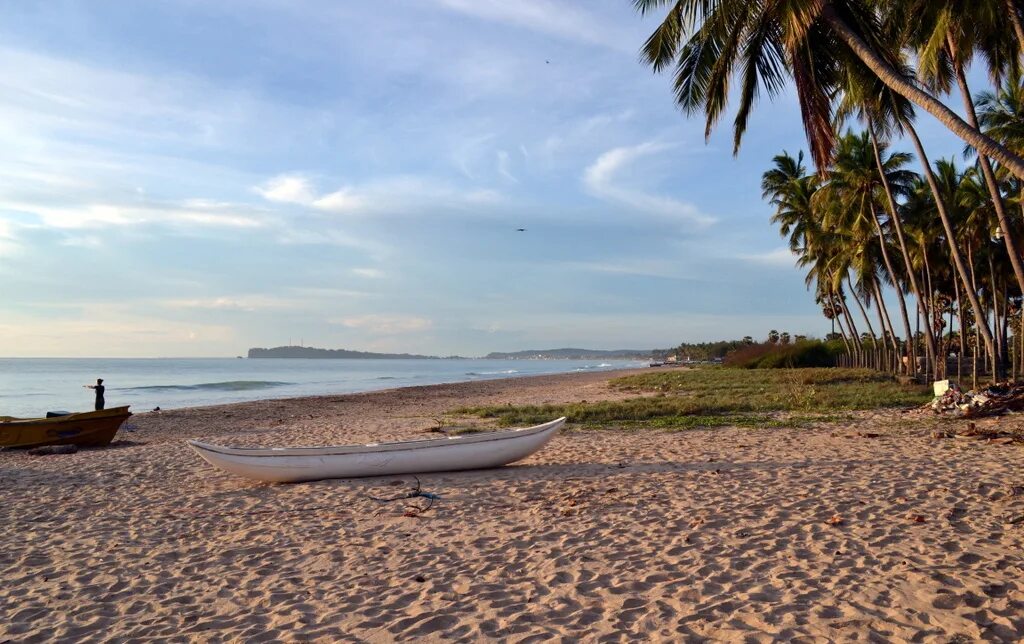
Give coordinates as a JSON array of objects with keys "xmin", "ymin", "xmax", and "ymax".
[
  {"xmin": 634, "ymin": 0, "xmax": 1024, "ymax": 383},
  {"xmin": 762, "ymin": 130, "xmax": 1022, "ymax": 383}
]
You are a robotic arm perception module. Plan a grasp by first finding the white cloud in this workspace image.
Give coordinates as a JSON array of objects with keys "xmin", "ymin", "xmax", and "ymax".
[
  {"xmin": 312, "ymin": 188, "xmax": 366, "ymax": 213},
  {"xmin": 352, "ymin": 268, "xmax": 385, "ymax": 279},
  {"xmin": 432, "ymin": 0, "xmax": 631, "ymax": 51},
  {"xmin": 583, "ymin": 142, "xmax": 716, "ymax": 227},
  {"xmin": 0, "ymin": 219, "xmax": 20, "ymax": 256},
  {"xmin": 738, "ymin": 247, "xmax": 799, "ymax": 268},
  {"xmin": 257, "ymin": 173, "xmax": 503, "ymax": 217},
  {"xmin": 333, "ymin": 314, "xmax": 433, "ymax": 333},
  {"xmin": 496, "ymin": 150, "xmax": 517, "ymax": 183},
  {"xmin": 254, "ymin": 175, "xmax": 317, "ymax": 205},
  {"xmin": 160, "ymin": 295, "xmax": 296, "ymax": 312},
  {"xmin": 560, "ymin": 258, "xmax": 697, "ymax": 280},
  {"xmin": 1, "ymin": 198, "xmax": 267, "ymax": 230}
]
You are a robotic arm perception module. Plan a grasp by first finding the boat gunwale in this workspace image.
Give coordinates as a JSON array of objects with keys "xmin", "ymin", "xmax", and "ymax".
[
  {"xmin": 0, "ymin": 406, "xmax": 132, "ymax": 425},
  {"xmin": 188, "ymin": 417, "xmax": 566, "ymax": 458}
]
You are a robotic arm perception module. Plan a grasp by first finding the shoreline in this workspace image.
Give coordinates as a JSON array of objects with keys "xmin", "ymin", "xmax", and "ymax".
[
  {"xmin": 3, "ymin": 367, "xmax": 1024, "ymax": 641},
  {"xmin": 128, "ymin": 366, "xmax": 648, "ymax": 445}
]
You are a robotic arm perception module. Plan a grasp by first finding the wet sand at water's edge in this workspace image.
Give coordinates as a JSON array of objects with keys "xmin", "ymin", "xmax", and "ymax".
[{"xmin": 2, "ymin": 368, "xmax": 1024, "ymax": 642}]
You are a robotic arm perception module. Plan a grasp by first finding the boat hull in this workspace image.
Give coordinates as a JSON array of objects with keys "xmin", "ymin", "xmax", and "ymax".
[
  {"xmin": 188, "ymin": 417, "xmax": 565, "ymax": 483},
  {"xmin": 0, "ymin": 406, "xmax": 132, "ymax": 449}
]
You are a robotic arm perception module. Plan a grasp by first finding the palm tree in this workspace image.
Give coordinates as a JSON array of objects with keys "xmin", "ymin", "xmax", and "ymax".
[
  {"xmin": 633, "ymin": 0, "xmax": 1024, "ymax": 179},
  {"xmin": 906, "ymin": 0, "xmax": 1024, "ymax": 301},
  {"xmin": 762, "ymin": 151, "xmax": 819, "ymax": 253},
  {"xmin": 816, "ymin": 130, "xmax": 915, "ymax": 368}
]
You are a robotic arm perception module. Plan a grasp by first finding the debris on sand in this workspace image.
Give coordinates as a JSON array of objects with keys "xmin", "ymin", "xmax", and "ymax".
[{"xmin": 930, "ymin": 380, "xmax": 1024, "ymax": 418}]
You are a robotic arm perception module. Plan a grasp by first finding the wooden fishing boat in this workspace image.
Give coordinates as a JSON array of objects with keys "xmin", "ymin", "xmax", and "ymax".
[
  {"xmin": 0, "ymin": 406, "xmax": 132, "ymax": 449},
  {"xmin": 188, "ymin": 417, "xmax": 565, "ymax": 483}
]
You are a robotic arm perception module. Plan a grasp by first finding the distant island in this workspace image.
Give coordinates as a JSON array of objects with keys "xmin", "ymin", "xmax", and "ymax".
[
  {"xmin": 248, "ymin": 346, "xmax": 655, "ymax": 360},
  {"xmin": 483, "ymin": 348, "xmax": 652, "ymax": 360},
  {"xmin": 248, "ymin": 346, "xmax": 455, "ymax": 359}
]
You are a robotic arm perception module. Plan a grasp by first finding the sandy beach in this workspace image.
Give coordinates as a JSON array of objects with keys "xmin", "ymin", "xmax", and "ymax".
[{"xmin": 3, "ymin": 368, "xmax": 1024, "ymax": 642}]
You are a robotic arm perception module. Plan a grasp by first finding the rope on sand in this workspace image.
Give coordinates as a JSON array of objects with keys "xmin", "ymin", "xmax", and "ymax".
[{"xmin": 367, "ymin": 476, "xmax": 441, "ymax": 516}]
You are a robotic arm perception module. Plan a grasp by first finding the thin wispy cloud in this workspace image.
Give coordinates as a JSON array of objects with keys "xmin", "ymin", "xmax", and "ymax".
[
  {"xmin": 352, "ymin": 268, "xmax": 385, "ymax": 279},
  {"xmin": 256, "ymin": 173, "xmax": 502, "ymax": 217},
  {"xmin": 739, "ymin": 247, "xmax": 799, "ymax": 268},
  {"xmin": 1, "ymin": 198, "xmax": 268, "ymax": 230},
  {"xmin": 254, "ymin": 175, "xmax": 317, "ymax": 205},
  {"xmin": 432, "ymin": 0, "xmax": 632, "ymax": 51},
  {"xmin": 583, "ymin": 142, "xmax": 717, "ymax": 227},
  {"xmin": 160, "ymin": 295, "xmax": 298, "ymax": 312},
  {"xmin": 333, "ymin": 314, "xmax": 433, "ymax": 334},
  {"xmin": 559, "ymin": 258, "xmax": 701, "ymax": 281},
  {"xmin": 496, "ymin": 150, "xmax": 518, "ymax": 183}
]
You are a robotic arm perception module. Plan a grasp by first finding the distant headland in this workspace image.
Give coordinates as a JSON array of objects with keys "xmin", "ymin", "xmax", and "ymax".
[
  {"xmin": 247, "ymin": 346, "xmax": 454, "ymax": 359},
  {"xmin": 247, "ymin": 346, "xmax": 654, "ymax": 360}
]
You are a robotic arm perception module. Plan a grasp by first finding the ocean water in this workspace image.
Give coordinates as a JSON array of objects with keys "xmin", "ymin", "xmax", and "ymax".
[{"xmin": 0, "ymin": 358, "xmax": 646, "ymax": 417}]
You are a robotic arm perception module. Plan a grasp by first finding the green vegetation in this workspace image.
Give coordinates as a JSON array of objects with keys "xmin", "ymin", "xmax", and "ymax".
[
  {"xmin": 723, "ymin": 340, "xmax": 840, "ymax": 369},
  {"xmin": 654, "ymin": 340, "xmax": 752, "ymax": 361},
  {"xmin": 453, "ymin": 367, "xmax": 930, "ymax": 429}
]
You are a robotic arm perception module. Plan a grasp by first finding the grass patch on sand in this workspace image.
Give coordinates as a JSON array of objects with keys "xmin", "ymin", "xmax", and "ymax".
[{"xmin": 452, "ymin": 367, "xmax": 928, "ymax": 428}]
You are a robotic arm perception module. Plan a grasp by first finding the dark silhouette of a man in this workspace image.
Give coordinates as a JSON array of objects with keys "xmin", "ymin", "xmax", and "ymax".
[{"xmin": 86, "ymin": 378, "xmax": 105, "ymax": 410}]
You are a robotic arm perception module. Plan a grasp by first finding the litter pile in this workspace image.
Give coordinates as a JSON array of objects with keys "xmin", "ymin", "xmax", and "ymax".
[{"xmin": 930, "ymin": 380, "xmax": 1024, "ymax": 417}]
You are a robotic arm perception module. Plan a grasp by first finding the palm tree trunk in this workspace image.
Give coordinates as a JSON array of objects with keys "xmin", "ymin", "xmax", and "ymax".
[
  {"xmin": 848, "ymin": 276, "xmax": 878, "ymax": 347},
  {"xmin": 830, "ymin": 287, "xmax": 854, "ymax": 360},
  {"xmin": 1006, "ymin": 0, "xmax": 1024, "ymax": 58},
  {"xmin": 990, "ymin": 253, "xmax": 1007, "ymax": 379},
  {"xmin": 820, "ymin": 5, "xmax": 1024, "ymax": 180},
  {"xmin": 922, "ymin": 258, "xmax": 937, "ymax": 379},
  {"xmin": 1003, "ymin": 285, "xmax": 1011, "ymax": 377},
  {"xmin": 839, "ymin": 287, "xmax": 863, "ymax": 365},
  {"xmin": 956, "ymin": 278, "xmax": 965, "ymax": 383},
  {"xmin": 873, "ymin": 278, "xmax": 901, "ymax": 371},
  {"xmin": 906, "ymin": 123, "xmax": 998, "ymax": 375},
  {"xmin": 868, "ymin": 125, "xmax": 922, "ymax": 375},
  {"xmin": 951, "ymin": 53, "xmax": 1024, "ymax": 300}
]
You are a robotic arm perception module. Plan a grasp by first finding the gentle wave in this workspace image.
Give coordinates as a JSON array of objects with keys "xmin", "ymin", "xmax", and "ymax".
[
  {"xmin": 123, "ymin": 380, "xmax": 293, "ymax": 392},
  {"xmin": 573, "ymin": 363, "xmax": 616, "ymax": 371},
  {"xmin": 465, "ymin": 369, "xmax": 520, "ymax": 376}
]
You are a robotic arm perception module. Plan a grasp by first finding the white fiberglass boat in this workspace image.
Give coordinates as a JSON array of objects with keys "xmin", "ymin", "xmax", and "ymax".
[{"xmin": 188, "ymin": 417, "xmax": 565, "ymax": 483}]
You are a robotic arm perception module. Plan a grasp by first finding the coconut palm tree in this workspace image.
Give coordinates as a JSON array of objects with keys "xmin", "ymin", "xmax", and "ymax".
[
  {"xmin": 816, "ymin": 130, "xmax": 915, "ymax": 367},
  {"xmin": 905, "ymin": 0, "xmax": 1024, "ymax": 301},
  {"xmin": 633, "ymin": 0, "xmax": 1024, "ymax": 179}
]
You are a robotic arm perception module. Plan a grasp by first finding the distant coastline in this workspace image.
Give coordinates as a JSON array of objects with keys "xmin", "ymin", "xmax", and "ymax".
[
  {"xmin": 248, "ymin": 346, "xmax": 654, "ymax": 360},
  {"xmin": 247, "ymin": 346, "xmax": 455, "ymax": 359}
]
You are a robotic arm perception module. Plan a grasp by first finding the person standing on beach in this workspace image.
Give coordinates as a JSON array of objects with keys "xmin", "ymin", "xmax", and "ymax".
[{"xmin": 85, "ymin": 378, "xmax": 105, "ymax": 410}]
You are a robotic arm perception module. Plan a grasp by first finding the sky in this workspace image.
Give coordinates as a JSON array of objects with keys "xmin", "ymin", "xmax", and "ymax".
[{"xmin": 0, "ymin": 0, "xmax": 982, "ymax": 357}]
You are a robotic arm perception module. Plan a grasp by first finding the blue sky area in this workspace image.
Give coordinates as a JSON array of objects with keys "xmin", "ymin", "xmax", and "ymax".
[{"xmin": 0, "ymin": 1, "xmax": 980, "ymax": 357}]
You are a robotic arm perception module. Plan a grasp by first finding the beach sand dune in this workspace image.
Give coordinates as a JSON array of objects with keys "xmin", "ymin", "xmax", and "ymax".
[{"xmin": 2, "ymin": 369, "xmax": 1024, "ymax": 642}]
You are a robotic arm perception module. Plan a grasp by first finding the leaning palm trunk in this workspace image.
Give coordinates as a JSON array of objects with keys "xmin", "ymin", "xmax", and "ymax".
[
  {"xmin": 869, "ymin": 125, "xmax": 929, "ymax": 377},
  {"xmin": 951, "ymin": 51, "xmax": 1024, "ymax": 300},
  {"xmin": 847, "ymin": 276, "xmax": 880, "ymax": 356},
  {"xmin": 905, "ymin": 123, "xmax": 998, "ymax": 376},
  {"xmin": 1007, "ymin": 0, "xmax": 1024, "ymax": 60},
  {"xmin": 821, "ymin": 5, "xmax": 1024, "ymax": 181},
  {"xmin": 956, "ymin": 279, "xmax": 965, "ymax": 383},
  {"xmin": 834, "ymin": 280, "xmax": 863, "ymax": 365},
  {"xmin": 829, "ymin": 285, "xmax": 854, "ymax": 361},
  {"xmin": 873, "ymin": 278, "xmax": 901, "ymax": 367},
  {"xmin": 990, "ymin": 254, "xmax": 1008, "ymax": 379}
]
